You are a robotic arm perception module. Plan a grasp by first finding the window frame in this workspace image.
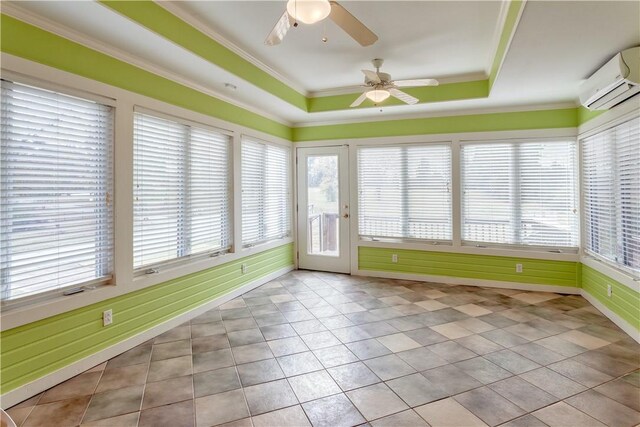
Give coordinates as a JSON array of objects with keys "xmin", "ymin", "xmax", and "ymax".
[
  {"xmin": 0, "ymin": 77, "xmax": 116, "ymax": 306},
  {"xmin": 132, "ymin": 107, "xmax": 234, "ymax": 273},
  {"xmin": 459, "ymin": 137, "xmax": 580, "ymax": 252},
  {"xmin": 240, "ymin": 135, "xmax": 293, "ymax": 248},
  {"xmin": 579, "ymin": 113, "xmax": 640, "ymax": 280},
  {"xmin": 356, "ymin": 142, "xmax": 454, "ymax": 244}
]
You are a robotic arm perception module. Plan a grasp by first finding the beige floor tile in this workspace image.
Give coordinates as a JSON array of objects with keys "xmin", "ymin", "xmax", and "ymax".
[
  {"xmin": 556, "ymin": 330, "xmax": 611, "ymax": 350},
  {"xmin": 346, "ymin": 383, "xmax": 408, "ymax": 421},
  {"xmin": 376, "ymin": 333, "xmax": 421, "ymax": 353},
  {"xmin": 415, "ymin": 300, "xmax": 448, "ymax": 311},
  {"xmin": 511, "ymin": 292, "xmax": 560, "ymax": 305},
  {"xmin": 454, "ymin": 304, "xmax": 492, "ymax": 317},
  {"xmin": 430, "ymin": 322, "xmax": 473, "ymax": 339},
  {"xmin": 415, "ymin": 397, "xmax": 488, "ymax": 427},
  {"xmin": 422, "ymin": 289, "xmax": 448, "ymax": 299}
]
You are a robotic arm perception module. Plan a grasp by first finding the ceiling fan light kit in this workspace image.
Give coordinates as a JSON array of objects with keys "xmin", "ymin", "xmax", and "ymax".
[
  {"xmin": 286, "ymin": 0, "xmax": 331, "ymax": 25},
  {"xmin": 265, "ymin": 0, "xmax": 378, "ymax": 46},
  {"xmin": 350, "ymin": 59, "xmax": 440, "ymax": 108},
  {"xmin": 366, "ymin": 89, "xmax": 391, "ymax": 103}
]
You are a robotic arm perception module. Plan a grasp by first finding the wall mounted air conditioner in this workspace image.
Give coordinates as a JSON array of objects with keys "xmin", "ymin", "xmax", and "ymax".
[{"xmin": 580, "ymin": 47, "xmax": 640, "ymax": 110}]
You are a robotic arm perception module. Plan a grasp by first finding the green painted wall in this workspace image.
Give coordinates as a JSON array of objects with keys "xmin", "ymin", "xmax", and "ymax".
[
  {"xmin": 293, "ymin": 108, "xmax": 579, "ymax": 141},
  {"xmin": 581, "ymin": 265, "xmax": 640, "ymax": 331},
  {"xmin": 0, "ymin": 244, "xmax": 294, "ymax": 394},
  {"xmin": 359, "ymin": 246, "xmax": 579, "ymax": 287},
  {"xmin": 0, "ymin": 14, "xmax": 292, "ymax": 140}
]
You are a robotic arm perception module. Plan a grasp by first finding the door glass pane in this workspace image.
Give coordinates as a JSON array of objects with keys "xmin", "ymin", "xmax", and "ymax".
[{"xmin": 307, "ymin": 155, "xmax": 339, "ymax": 256}]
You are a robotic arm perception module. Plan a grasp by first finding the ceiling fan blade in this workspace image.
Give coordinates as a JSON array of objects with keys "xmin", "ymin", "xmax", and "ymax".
[
  {"xmin": 350, "ymin": 92, "xmax": 368, "ymax": 107},
  {"xmin": 389, "ymin": 88, "xmax": 419, "ymax": 105},
  {"xmin": 393, "ymin": 78, "xmax": 439, "ymax": 87},
  {"xmin": 265, "ymin": 11, "xmax": 294, "ymax": 46},
  {"xmin": 362, "ymin": 69, "xmax": 381, "ymax": 83},
  {"xmin": 329, "ymin": 1, "xmax": 378, "ymax": 46}
]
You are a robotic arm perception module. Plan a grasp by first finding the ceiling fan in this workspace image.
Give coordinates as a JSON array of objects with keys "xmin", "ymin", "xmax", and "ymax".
[
  {"xmin": 265, "ymin": 0, "xmax": 378, "ymax": 47},
  {"xmin": 351, "ymin": 59, "xmax": 439, "ymax": 107}
]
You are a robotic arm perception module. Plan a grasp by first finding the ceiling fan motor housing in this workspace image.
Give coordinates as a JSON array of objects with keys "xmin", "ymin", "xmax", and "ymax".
[{"xmin": 365, "ymin": 72, "xmax": 391, "ymax": 85}]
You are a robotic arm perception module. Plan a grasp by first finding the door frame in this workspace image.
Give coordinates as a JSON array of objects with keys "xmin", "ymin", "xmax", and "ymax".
[{"xmin": 296, "ymin": 145, "xmax": 351, "ymax": 273}]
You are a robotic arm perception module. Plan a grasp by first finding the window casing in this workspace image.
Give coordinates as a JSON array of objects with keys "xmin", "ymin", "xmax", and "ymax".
[
  {"xmin": 582, "ymin": 116, "xmax": 640, "ymax": 277},
  {"xmin": 241, "ymin": 138, "xmax": 291, "ymax": 247},
  {"xmin": 461, "ymin": 140, "xmax": 578, "ymax": 249},
  {"xmin": 357, "ymin": 144, "xmax": 452, "ymax": 241},
  {"xmin": 1, "ymin": 80, "xmax": 114, "ymax": 302},
  {"xmin": 133, "ymin": 112, "xmax": 231, "ymax": 270}
]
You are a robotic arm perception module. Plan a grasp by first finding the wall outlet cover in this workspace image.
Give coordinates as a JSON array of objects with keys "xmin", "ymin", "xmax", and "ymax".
[
  {"xmin": 103, "ymin": 309, "xmax": 113, "ymax": 326},
  {"xmin": 391, "ymin": 254, "xmax": 398, "ymax": 263},
  {"xmin": 516, "ymin": 264, "xmax": 523, "ymax": 273},
  {"xmin": 607, "ymin": 284, "xmax": 612, "ymax": 297}
]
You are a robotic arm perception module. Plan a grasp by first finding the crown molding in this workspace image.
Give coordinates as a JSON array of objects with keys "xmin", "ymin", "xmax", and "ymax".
[
  {"xmin": 158, "ymin": 1, "xmax": 309, "ymax": 97},
  {"xmin": 486, "ymin": 0, "xmax": 512, "ymax": 77},
  {"xmin": 293, "ymin": 101, "xmax": 579, "ymax": 127},
  {"xmin": 1, "ymin": 2, "xmax": 293, "ymax": 127}
]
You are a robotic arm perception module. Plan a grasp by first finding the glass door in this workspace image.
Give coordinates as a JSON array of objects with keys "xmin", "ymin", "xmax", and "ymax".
[{"xmin": 296, "ymin": 146, "xmax": 350, "ymax": 273}]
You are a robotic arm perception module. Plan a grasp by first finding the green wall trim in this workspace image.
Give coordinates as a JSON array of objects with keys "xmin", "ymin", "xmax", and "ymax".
[
  {"xmin": 489, "ymin": 0, "xmax": 525, "ymax": 90},
  {"xmin": 0, "ymin": 244, "xmax": 294, "ymax": 394},
  {"xmin": 0, "ymin": 14, "xmax": 292, "ymax": 140},
  {"xmin": 581, "ymin": 265, "xmax": 640, "ymax": 331},
  {"xmin": 100, "ymin": 1, "xmax": 308, "ymax": 111},
  {"xmin": 308, "ymin": 80, "xmax": 489, "ymax": 112},
  {"xmin": 293, "ymin": 107, "xmax": 579, "ymax": 141},
  {"xmin": 359, "ymin": 247, "xmax": 579, "ymax": 287}
]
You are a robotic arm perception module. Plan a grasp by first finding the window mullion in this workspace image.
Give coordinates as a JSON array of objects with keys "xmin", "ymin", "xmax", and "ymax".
[
  {"xmin": 512, "ymin": 143, "xmax": 522, "ymax": 244},
  {"xmin": 181, "ymin": 126, "xmax": 191, "ymax": 258}
]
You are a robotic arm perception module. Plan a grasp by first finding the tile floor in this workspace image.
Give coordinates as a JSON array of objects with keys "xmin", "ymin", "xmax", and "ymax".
[{"xmin": 7, "ymin": 271, "xmax": 640, "ymax": 427}]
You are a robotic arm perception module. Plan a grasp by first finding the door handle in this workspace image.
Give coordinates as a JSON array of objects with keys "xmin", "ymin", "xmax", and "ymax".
[{"xmin": 343, "ymin": 213, "xmax": 349, "ymax": 219}]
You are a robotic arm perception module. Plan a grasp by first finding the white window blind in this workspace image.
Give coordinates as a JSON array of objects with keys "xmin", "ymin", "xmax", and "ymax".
[
  {"xmin": 582, "ymin": 116, "xmax": 640, "ymax": 276},
  {"xmin": 133, "ymin": 113, "xmax": 231, "ymax": 270},
  {"xmin": 358, "ymin": 144, "xmax": 452, "ymax": 241},
  {"xmin": 461, "ymin": 140, "xmax": 578, "ymax": 248},
  {"xmin": 1, "ymin": 80, "xmax": 113, "ymax": 302},
  {"xmin": 242, "ymin": 138, "xmax": 291, "ymax": 246}
]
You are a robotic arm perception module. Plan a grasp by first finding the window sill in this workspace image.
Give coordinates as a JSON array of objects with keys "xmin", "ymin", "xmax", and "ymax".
[{"xmin": 580, "ymin": 255, "xmax": 640, "ymax": 293}]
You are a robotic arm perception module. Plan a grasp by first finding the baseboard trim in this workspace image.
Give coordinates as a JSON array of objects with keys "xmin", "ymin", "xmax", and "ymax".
[
  {"xmin": 580, "ymin": 290, "xmax": 640, "ymax": 344},
  {"xmin": 0, "ymin": 265, "xmax": 294, "ymax": 409},
  {"xmin": 355, "ymin": 269, "xmax": 581, "ymax": 295}
]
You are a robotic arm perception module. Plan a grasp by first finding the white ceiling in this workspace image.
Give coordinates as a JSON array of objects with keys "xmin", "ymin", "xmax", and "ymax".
[
  {"xmin": 173, "ymin": 1, "xmax": 503, "ymax": 93},
  {"xmin": 5, "ymin": 1, "xmax": 640, "ymax": 126}
]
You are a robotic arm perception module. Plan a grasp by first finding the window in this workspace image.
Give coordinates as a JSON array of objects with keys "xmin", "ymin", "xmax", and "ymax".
[
  {"xmin": 358, "ymin": 144, "xmax": 452, "ymax": 241},
  {"xmin": 461, "ymin": 140, "xmax": 578, "ymax": 248},
  {"xmin": 582, "ymin": 116, "xmax": 640, "ymax": 276},
  {"xmin": 242, "ymin": 137, "xmax": 291, "ymax": 246},
  {"xmin": 1, "ymin": 80, "xmax": 113, "ymax": 302},
  {"xmin": 133, "ymin": 112, "xmax": 231, "ymax": 270}
]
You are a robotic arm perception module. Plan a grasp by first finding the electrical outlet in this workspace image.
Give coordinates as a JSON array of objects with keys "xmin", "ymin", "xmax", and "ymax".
[
  {"xmin": 241, "ymin": 264, "xmax": 248, "ymax": 274},
  {"xmin": 516, "ymin": 263, "xmax": 523, "ymax": 273},
  {"xmin": 607, "ymin": 284, "xmax": 612, "ymax": 297},
  {"xmin": 391, "ymin": 254, "xmax": 398, "ymax": 263},
  {"xmin": 103, "ymin": 309, "xmax": 113, "ymax": 326}
]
